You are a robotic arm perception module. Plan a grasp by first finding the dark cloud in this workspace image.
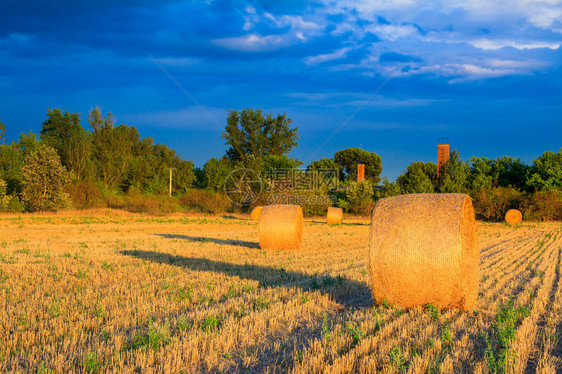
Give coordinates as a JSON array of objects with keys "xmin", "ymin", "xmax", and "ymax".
[{"xmin": 0, "ymin": 0, "xmax": 560, "ymax": 180}]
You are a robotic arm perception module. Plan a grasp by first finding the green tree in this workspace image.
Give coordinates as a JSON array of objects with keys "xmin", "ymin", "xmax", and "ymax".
[
  {"xmin": 89, "ymin": 108, "xmax": 139, "ymax": 191},
  {"xmin": 307, "ymin": 157, "xmax": 340, "ymax": 172},
  {"xmin": 494, "ymin": 156, "xmax": 529, "ymax": 190},
  {"xmin": 338, "ymin": 181, "xmax": 375, "ymax": 215},
  {"xmin": 0, "ymin": 178, "xmax": 10, "ymax": 211},
  {"xmin": 438, "ymin": 150, "xmax": 470, "ymax": 193},
  {"xmin": 263, "ymin": 155, "xmax": 303, "ymax": 173},
  {"xmin": 222, "ymin": 109, "xmax": 298, "ymax": 162},
  {"xmin": 40, "ymin": 108, "xmax": 92, "ymax": 178},
  {"xmin": 334, "ymin": 147, "xmax": 383, "ymax": 184},
  {"xmin": 376, "ymin": 177, "xmax": 403, "ymax": 198},
  {"xmin": 201, "ymin": 157, "xmax": 233, "ymax": 192},
  {"xmin": 125, "ymin": 140, "xmax": 195, "ymax": 194},
  {"xmin": 0, "ymin": 131, "xmax": 41, "ymax": 194},
  {"xmin": 469, "ymin": 157, "xmax": 495, "ymax": 191},
  {"xmin": 396, "ymin": 161, "xmax": 437, "ymax": 194},
  {"xmin": 527, "ymin": 150, "xmax": 562, "ymax": 191},
  {"xmin": 20, "ymin": 145, "xmax": 72, "ymax": 212}
]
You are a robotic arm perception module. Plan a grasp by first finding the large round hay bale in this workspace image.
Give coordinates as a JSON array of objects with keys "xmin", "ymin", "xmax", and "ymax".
[
  {"xmin": 259, "ymin": 205, "xmax": 303, "ymax": 250},
  {"xmin": 369, "ymin": 193, "xmax": 478, "ymax": 311},
  {"xmin": 327, "ymin": 207, "xmax": 343, "ymax": 225},
  {"xmin": 505, "ymin": 209, "xmax": 522, "ymax": 224},
  {"xmin": 250, "ymin": 206, "xmax": 262, "ymax": 221}
]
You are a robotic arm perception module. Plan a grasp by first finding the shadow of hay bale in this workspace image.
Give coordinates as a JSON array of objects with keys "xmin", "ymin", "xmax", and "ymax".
[
  {"xmin": 120, "ymin": 249, "xmax": 372, "ymax": 308},
  {"xmin": 155, "ymin": 234, "xmax": 260, "ymax": 249}
]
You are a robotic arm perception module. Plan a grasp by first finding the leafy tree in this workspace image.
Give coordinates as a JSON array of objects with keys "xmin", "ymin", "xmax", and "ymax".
[
  {"xmin": 526, "ymin": 150, "xmax": 562, "ymax": 191},
  {"xmin": 306, "ymin": 157, "xmax": 340, "ymax": 191},
  {"xmin": 469, "ymin": 156, "xmax": 530, "ymax": 192},
  {"xmin": 334, "ymin": 147, "xmax": 382, "ymax": 184},
  {"xmin": 307, "ymin": 157, "xmax": 340, "ymax": 172},
  {"xmin": 396, "ymin": 161, "xmax": 437, "ymax": 194},
  {"xmin": 494, "ymin": 156, "xmax": 530, "ymax": 190},
  {"xmin": 0, "ymin": 178, "xmax": 21, "ymax": 212},
  {"xmin": 194, "ymin": 167, "xmax": 206, "ymax": 189},
  {"xmin": 20, "ymin": 145, "xmax": 72, "ymax": 212},
  {"xmin": 376, "ymin": 177, "xmax": 403, "ymax": 198},
  {"xmin": 0, "ymin": 131, "xmax": 41, "ymax": 194},
  {"xmin": 338, "ymin": 181, "xmax": 375, "ymax": 215},
  {"xmin": 0, "ymin": 179, "xmax": 11, "ymax": 211},
  {"xmin": 89, "ymin": 108, "xmax": 139, "ymax": 191},
  {"xmin": 222, "ymin": 109, "xmax": 298, "ymax": 162},
  {"xmin": 173, "ymin": 159, "xmax": 196, "ymax": 193},
  {"xmin": 438, "ymin": 150, "xmax": 470, "ymax": 193},
  {"xmin": 125, "ymin": 140, "xmax": 195, "ymax": 194},
  {"xmin": 469, "ymin": 157, "xmax": 495, "ymax": 191},
  {"xmin": 262, "ymin": 155, "xmax": 303, "ymax": 173},
  {"xmin": 201, "ymin": 157, "xmax": 233, "ymax": 192},
  {"xmin": 40, "ymin": 108, "xmax": 92, "ymax": 178}
]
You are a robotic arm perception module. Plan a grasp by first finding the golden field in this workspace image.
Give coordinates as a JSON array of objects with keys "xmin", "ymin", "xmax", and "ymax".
[{"xmin": 0, "ymin": 211, "xmax": 561, "ymax": 373}]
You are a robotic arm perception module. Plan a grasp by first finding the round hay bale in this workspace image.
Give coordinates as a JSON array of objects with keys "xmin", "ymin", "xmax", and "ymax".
[
  {"xmin": 250, "ymin": 206, "xmax": 262, "ymax": 221},
  {"xmin": 369, "ymin": 193, "xmax": 478, "ymax": 311},
  {"xmin": 259, "ymin": 205, "xmax": 303, "ymax": 250},
  {"xmin": 327, "ymin": 207, "xmax": 343, "ymax": 225},
  {"xmin": 505, "ymin": 209, "xmax": 522, "ymax": 224}
]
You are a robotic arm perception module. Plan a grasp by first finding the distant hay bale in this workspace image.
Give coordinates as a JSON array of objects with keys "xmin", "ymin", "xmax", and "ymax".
[
  {"xmin": 505, "ymin": 209, "xmax": 522, "ymax": 224},
  {"xmin": 327, "ymin": 207, "xmax": 343, "ymax": 225},
  {"xmin": 259, "ymin": 205, "xmax": 303, "ymax": 250},
  {"xmin": 369, "ymin": 193, "xmax": 479, "ymax": 311},
  {"xmin": 250, "ymin": 206, "xmax": 262, "ymax": 221}
]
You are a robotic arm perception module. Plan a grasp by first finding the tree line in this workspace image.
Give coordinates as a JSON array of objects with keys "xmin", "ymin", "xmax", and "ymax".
[
  {"xmin": 0, "ymin": 106, "xmax": 560, "ymax": 220},
  {"xmin": 0, "ymin": 107, "xmax": 195, "ymax": 212}
]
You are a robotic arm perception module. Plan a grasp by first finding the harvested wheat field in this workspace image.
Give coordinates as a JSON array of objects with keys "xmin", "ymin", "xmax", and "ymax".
[{"xmin": 1, "ymin": 211, "xmax": 562, "ymax": 373}]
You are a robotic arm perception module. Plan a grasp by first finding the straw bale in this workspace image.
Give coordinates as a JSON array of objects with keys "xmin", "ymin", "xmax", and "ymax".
[
  {"xmin": 369, "ymin": 193, "xmax": 478, "ymax": 311},
  {"xmin": 505, "ymin": 209, "xmax": 522, "ymax": 224},
  {"xmin": 250, "ymin": 206, "xmax": 262, "ymax": 221},
  {"xmin": 259, "ymin": 205, "xmax": 303, "ymax": 250},
  {"xmin": 327, "ymin": 207, "xmax": 343, "ymax": 225}
]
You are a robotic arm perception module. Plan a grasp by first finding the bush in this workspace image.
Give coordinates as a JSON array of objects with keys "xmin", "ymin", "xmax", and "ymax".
[
  {"xmin": 260, "ymin": 188, "xmax": 334, "ymax": 217},
  {"xmin": 0, "ymin": 179, "xmax": 24, "ymax": 213},
  {"xmin": 522, "ymin": 191, "xmax": 562, "ymax": 221},
  {"xmin": 104, "ymin": 192, "xmax": 183, "ymax": 215},
  {"xmin": 471, "ymin": 187, "xmax": 523, "ymax": 221},
  {"xmin": 180, "ymin": 189, "xmax": 232, "ymax": 215},
  {"xmin": 68, "ymin": 180, "xmax": 103, "ymax": 209},
  {"xmin": 338, "ymin": 181, "xmax": 375, "ymax": 215}
]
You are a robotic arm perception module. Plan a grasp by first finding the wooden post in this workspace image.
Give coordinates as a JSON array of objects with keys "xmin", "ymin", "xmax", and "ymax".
[
  {"xmin": 168, "ymin": 168, "xmax": 175, "ymax": 197},
  {"xmin": 357, "ymin": 164, "xmax": 365, "ymax": 183}
]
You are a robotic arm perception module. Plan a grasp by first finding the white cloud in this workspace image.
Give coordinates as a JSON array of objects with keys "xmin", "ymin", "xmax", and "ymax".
[
  {"xmin": 264, "ymin": 13, "xmax": 321, "ymax": 31},
  {"xmin": 212, "ymin": 33, "xmax": 291, "ymax": 52},
  {"xmin": 367, "ymin": 24, "xmax": 418, "ymax": 41},
  {"xmin": 468, "ymin": 38, "xmax": 560, "ymax": 50},
  {"xmin": 218, "ymin": 0, "xmax": 561, "ymax": 79},
  {"xmin": 305, "ymin": 47, "xmax": 351, "ymax": 64}
]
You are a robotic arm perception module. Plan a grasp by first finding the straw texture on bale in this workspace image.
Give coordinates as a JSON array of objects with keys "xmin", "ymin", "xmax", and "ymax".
[
  {"xmin": 327, "ymin": 207, "xmax": 343, "ymax": 225},
  {"xmin": 369, "ymin": 193, "xmax": 478, "ymax": 311},
  {"xmin": 505, "ymin": 209, "xmax": 522, "ymax": 224},
  {"xmin": 259, "ymin": 205, "xmax": 304, "ymax": 250},
  {"xmin": 250, "ymin": 206, "xmax": 262, "ymax": 221}
]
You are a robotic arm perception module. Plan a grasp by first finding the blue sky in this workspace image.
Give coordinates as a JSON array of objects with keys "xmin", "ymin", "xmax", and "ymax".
[{"xmin": 1, "ymin": 0, "xmax": 561, "ymax": 181}]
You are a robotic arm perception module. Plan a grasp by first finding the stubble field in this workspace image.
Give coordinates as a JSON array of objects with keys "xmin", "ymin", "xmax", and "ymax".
[{"xmin": 0, "ymin": 211, "xmax": 561, "ymax": 373}]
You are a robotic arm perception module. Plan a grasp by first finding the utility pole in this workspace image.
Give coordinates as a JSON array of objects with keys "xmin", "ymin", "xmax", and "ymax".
[{"xmin": 168, "ymin": 168, "xmax": 176, "ymax": 197}]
